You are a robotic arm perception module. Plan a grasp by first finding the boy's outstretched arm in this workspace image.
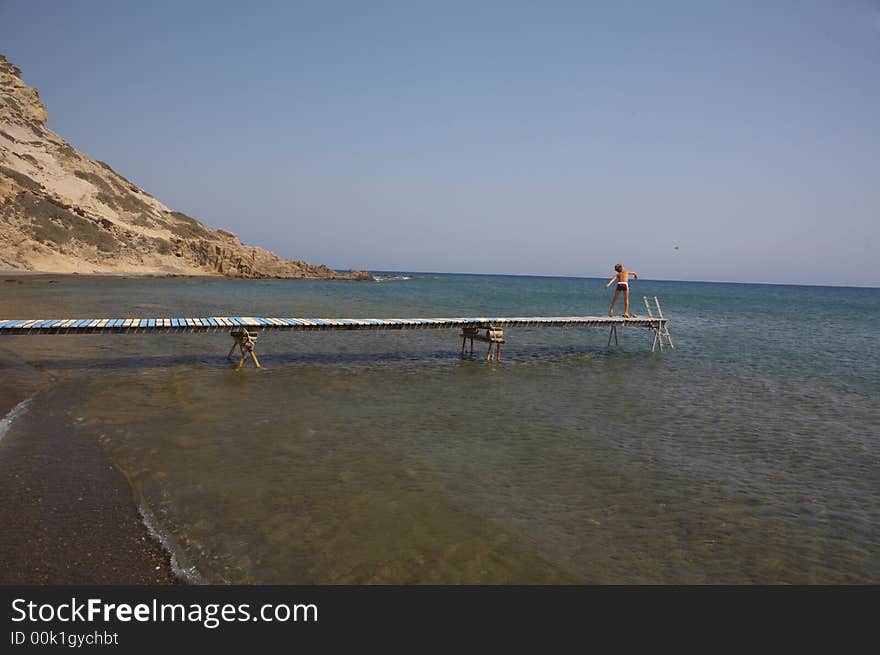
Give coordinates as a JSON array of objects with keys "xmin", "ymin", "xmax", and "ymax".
[
  {"xmin": 631, "ymin": 271, "xmax": 639, "ymax": 280},
  {"xmin": 604, "ymin": 275, "xmax": 618, "ymax": 288}
]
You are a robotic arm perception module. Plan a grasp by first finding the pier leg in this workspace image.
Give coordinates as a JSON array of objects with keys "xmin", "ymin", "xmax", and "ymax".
[
  {"xmin": 496, "ymin": 343, "xmax": 501, "ymax": 361},
  {"xmin": 608, "ymin": 325, "xmax": 618, "ymax": 347},
  {"xmin": 460, "ymin": 328, "xmax": 480, "ymax": 356}
]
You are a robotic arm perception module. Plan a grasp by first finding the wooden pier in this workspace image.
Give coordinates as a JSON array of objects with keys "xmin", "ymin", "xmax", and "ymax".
[{"xmin": 0, "ymin": 296, "xmax": 673, "ymax": 368}]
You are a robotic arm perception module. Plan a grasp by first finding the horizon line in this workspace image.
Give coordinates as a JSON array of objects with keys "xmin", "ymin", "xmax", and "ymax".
[{"xmin": 364, "ymin": 269, "xmax": 880, "ymax": 290}]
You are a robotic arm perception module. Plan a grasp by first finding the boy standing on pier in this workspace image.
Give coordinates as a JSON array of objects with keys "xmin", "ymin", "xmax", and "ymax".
[{"xmin": 605, "ymin": 263, "xmax": 638, "ymax": 317}]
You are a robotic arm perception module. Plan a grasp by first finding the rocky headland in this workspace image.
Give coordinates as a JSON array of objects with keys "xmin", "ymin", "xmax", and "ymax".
[{"xmin": 0, "ymin": 54, "xmax": 371, "ymax": 280}]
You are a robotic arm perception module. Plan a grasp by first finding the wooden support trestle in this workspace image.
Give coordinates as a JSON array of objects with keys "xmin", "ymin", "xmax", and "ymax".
[
  {"xmin": 228, "ymin": 328, "xmax": 261, "ymax": 369},
  {"xmin": 460, "ymin": 325, "xmax": 504, "ymax": 361}
]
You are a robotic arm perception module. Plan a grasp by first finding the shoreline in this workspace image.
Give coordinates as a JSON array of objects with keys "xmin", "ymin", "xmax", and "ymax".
[
  {"xmin": 0, "ymin": 349, "xmax": 180, "ymax": 585},
  {"xmin": 0, "ymin": 270, "xmax": 376, "ymax": 281}
]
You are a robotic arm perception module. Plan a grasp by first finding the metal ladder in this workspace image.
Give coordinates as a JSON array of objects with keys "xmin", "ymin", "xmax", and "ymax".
[{"xmin": 643, "ymin": 296, "xmax": 674, "ymax": 352}]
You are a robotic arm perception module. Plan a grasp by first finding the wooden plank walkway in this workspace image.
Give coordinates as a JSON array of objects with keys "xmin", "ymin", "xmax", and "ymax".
[
  {"xmin": 0, "ymin": 315, "xmax": 666, "ymax": 335},
  {"xmin": 0, "ymin": 296, "xmax": 674, "ymax": 366}
]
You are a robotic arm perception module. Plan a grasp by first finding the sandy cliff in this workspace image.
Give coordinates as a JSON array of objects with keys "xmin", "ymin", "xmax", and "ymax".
[{"xmin": 0, "ymin": 55, "xmax": 371, "ymax": 279}]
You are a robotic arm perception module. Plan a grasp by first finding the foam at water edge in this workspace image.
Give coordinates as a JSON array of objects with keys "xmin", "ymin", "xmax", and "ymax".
[
  {"xmin": 374, "ymin": 275, "xmax": 412, "ymax": 282},
  {"xmin": 138, "ymin": 499, "xmax": 207, "ymax": 585},
  {"xmin": 0, "ymin": 398, "xmax": 31, "ymax": 445}
]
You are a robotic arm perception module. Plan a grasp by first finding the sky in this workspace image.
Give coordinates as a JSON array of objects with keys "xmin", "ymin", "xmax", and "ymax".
[{"xmin": 1, "ymin": 0, "xmax": 878, "ymax": 285}]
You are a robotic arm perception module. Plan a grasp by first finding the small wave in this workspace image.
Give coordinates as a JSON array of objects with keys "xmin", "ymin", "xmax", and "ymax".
[
  {"xmin": 138, "ymin": 499, "xmax": 206, "ymax": 585},
  {"xmin": 374, "ymin": 275, "xmax": 413, "ymax": 282},
  {"xmin": 0, "ymin": 398, "xmax": 32, "ymax": 445}
]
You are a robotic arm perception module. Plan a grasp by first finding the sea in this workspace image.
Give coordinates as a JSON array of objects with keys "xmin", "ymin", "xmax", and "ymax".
[{"xmin": 1, "ymin": 273, "xmax": 878, "ymax": 583}]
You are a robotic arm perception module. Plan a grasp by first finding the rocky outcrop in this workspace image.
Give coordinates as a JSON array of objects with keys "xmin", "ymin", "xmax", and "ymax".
[{"xmin": 0, "ymin": 54, "xmax": 372, "ymax": 280}]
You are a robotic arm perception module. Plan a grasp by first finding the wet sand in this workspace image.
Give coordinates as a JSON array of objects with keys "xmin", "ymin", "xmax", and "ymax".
[{"xmin": 0, "ymin": 348, "xmax": 178, "ymax": 584}]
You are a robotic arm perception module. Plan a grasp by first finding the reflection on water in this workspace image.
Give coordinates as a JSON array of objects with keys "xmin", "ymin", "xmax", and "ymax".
[{"xmin": 3, "ymin": 274, "xmax": 879, "ymax": 582}]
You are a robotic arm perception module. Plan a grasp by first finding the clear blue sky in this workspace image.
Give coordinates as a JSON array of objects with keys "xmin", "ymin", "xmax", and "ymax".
[{"xmin": 2, "ymin": 0, "xmax": 878, "ymax": 285}]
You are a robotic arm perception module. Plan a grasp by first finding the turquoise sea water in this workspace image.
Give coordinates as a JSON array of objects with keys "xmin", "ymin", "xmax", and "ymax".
[{"xmin": 1, "ymin": 273, "xmax": 878, "ymax": 583}]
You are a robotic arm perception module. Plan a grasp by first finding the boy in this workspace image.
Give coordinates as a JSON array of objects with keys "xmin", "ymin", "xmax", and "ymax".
[{"xmin": 605, "ymin": 263, "xmax": 638, "ymax": 317}]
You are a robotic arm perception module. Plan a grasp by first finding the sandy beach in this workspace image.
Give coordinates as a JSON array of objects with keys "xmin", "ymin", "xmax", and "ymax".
[{"xmin": 0, "ymin": 346, "xmax": 178, "ymax": 584}]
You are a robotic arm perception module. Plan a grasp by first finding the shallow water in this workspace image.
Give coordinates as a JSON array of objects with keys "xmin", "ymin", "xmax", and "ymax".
[{"xmin": 2, "ymin": 274, "xmax": 878, "ymax": 582}]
